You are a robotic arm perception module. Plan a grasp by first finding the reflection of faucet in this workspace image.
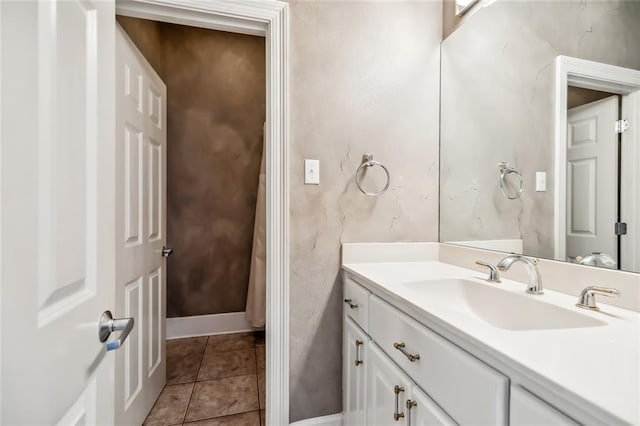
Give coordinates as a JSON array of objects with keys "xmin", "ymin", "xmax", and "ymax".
[
  {"xmin": 577, "ymin": 252, "xmax": 616, "ymax": 268},
  {"xmin": 496, "ymin": 255, "xmax": 543, "ymax": 295}
]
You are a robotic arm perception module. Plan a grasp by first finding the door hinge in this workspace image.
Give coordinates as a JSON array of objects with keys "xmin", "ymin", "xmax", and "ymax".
[
  {"xmin": 615, "ymin": 119, "xmax": 629, "ymax": 133},
  {"xmin": 615, "ymin": 222, "xmax": 628, "ymax": 236}
]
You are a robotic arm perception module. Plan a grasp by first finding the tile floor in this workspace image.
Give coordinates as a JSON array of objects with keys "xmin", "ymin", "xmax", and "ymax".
[{"xmin": 144, "ymin": 331, "xmax": 266, "ymax": 426}]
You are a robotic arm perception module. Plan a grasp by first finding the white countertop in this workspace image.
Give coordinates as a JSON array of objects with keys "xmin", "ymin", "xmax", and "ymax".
[{"xmin": 342, "ymin": 260, "xmax": 640, "ymax": 425}]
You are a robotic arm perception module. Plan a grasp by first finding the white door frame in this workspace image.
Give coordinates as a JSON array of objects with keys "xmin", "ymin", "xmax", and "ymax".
[
  {"xmin": 553, "ymin": 55, "xmax": 640, "ymax": 264},
  {"xmin": 115, "ymin": 0, "xmax": 290, "ymax": 424}
]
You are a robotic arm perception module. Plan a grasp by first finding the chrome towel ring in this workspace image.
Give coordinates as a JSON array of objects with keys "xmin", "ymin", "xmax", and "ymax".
[
  {"xmin": 498, "ymin": 162, "xmax": 523, "ymax": 200},
  {"xmin": 356, "ymin": 154, "xmax": 390, "ymax": 196}
]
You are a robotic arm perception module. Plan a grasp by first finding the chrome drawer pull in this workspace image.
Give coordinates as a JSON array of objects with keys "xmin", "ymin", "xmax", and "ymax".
[
  {"xmin": 406, "ymin": 399, "xmax": 417, "ymax": 425},
  {"xmin": 355, "ymin": 340, "xmax": 364, "ymax": 366},
  {"xmin": 344, "ymin": 298, "xmax": 359, "ymax": 309},
  {"xmin": 393, "ymin": 385, "xmax": 405, "ymax": 421},
  {"xmin": 393, "ymin": 342, "xmax": 420, "ymax": 362}
]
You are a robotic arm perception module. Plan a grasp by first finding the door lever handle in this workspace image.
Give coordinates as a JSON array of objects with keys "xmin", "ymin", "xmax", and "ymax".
[
  {"xmin": 98, "ymin": 311, "xmax": 135, "ymax": 351},
  {"xmin": 161, "ymin": 246, "xmax": 173, "ymax": 257}
]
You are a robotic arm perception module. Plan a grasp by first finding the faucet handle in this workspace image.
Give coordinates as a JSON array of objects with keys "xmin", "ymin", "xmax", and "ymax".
[
  {"xmin": 475, "ymin": 261, "xmax": 501, "ymax": 283},
  {"xmin": 576, "ymin": 286, "xmax": 621, "ymax": 310}
]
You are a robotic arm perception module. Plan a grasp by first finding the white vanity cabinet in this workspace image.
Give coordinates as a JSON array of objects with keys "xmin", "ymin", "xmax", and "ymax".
[
  {"xmin": 368, "ymin": 295, "xmax": 509, "ymax": 425},
  {"xmin": 366, "ymin": 342, "xmax": 456, "ymax": 426},
  {"xmin": 343, "ymin": 317, "xmax": 369, "ymax": 426},
  {"xmin": 510, "ymin": 386, "xmax": 579, "ymax": 426},
  {"xmin": 341, "ymin": 273, "xmax": 589, "ymax": 426},
  {"xmin": 343, "ymin": 273, "xmax": 506, "ymax": 425}
]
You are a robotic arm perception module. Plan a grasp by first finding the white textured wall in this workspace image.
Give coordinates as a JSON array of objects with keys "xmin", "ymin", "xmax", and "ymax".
[
  {"xmin": 287, "ymin": 1, "xmax": 442, "ymax": 421},
  {"xmin": 440, "ymin": 0, "xmax": 640, "ymax": 259}
]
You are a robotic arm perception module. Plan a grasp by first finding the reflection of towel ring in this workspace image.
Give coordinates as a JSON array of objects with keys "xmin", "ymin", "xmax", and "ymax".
[
  {"xmin": 498, "ymin": 162, "xmax": 523, "ymax": 200},
  {"xmin": 356, "ymin": 154, "xmax": 390, "ymax": 196}
]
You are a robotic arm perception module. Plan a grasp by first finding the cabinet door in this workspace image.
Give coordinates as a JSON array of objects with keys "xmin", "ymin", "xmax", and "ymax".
[
  {"xmin": 366, "ymin": 343, "xmax": 412, "ymax": 426},
  {"xmin": 510, "ymin": 386, "xmax": 579, "ymax": 426},
  {"xmin": 407, "ymin": 385, "xmax": 457, "ymax": 426},
  {"xmin": 344, "ymin": 317, "xmax": 368, "ymax": 426}
]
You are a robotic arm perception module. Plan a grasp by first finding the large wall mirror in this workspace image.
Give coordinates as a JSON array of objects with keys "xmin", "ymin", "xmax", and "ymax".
[{"xmin": 439, "ymin": 0, "xmax": 640, "ymax": 273}]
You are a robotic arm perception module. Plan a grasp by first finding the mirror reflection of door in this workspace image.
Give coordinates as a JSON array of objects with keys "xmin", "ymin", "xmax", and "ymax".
[{"xmin": 566, "ymin": 93, "xmax": 620, "ymax": 269}]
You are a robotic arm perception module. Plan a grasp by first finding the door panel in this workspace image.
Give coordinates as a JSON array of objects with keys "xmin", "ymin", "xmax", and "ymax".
[
  {"xmin": 1, "ymin": 0, "xmax": 115, "ymax": 423},
  {"xmin": 124, "ymin": 125, "xmax": 143, "ymax": 244},
  {"xmin": 148, "ymin": 138, "xmax": 161, "ymax": 241},
  {"xmin": 566, "ymin": 96, "xmax": 619, "ymax": 265},
  {"xmin": 124, "ymin": 277, "xmax": 143, "ymax": 407},
  {"xmin": 568, "ymin": 159, "xmax": 596, "ymax": 234},
  {"xmin": 149, "ymin": 267, "xmax": 163, "ymax": 375},
  {"xmin": 116, "ymin": 24, "xmax": 167, "ymax": 425}
]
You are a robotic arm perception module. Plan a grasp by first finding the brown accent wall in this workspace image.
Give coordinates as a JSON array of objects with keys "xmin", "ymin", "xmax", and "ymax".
[{"xmin": 118, "ymin": 17, "xmax": 266, "ymax": 318}]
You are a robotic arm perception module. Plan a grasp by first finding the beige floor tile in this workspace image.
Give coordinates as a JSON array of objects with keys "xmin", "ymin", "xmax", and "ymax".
[
  {"xmin": 257, "ymin": 374, "xmax": 265, "ymax": 410},
  {"xmin": 185, "ymin": 375, "xmax": 259, "ymax": 422},
  {"xmin": 207, "ymin": 333, "xmax": 255, "ymax": 352},
  {"xmin": 182, "ymin": 411, "xmax": 260, "ymax": 426},
  {"xmin": 255, "ymin": 345, "xmax": 265, "ymax": 373},
  {"xmin": 198, "ymin": 347, "xmax": 256, "ymax": 381},
  {"xmin": 167, "ymin": 337, "xmax": 207, "ymax": 385},
  {"xmin": 143, "ymin": 383, "xmax": 194, "ymax": 426}
]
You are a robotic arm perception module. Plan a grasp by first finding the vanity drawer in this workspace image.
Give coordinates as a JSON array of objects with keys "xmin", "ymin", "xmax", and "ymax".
[
  {"xmin": 369, "ymin": 295, "xmax": 509, "ymax": 425},
  {"xmin": 343, "ymin": 274, "xmax": 370, "ymax": 331}
]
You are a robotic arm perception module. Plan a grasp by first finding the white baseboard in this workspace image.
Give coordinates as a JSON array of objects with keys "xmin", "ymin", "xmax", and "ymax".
[
  {"xmin": 290, "ymin": 413, "xmax": 343, "ymax": 426},
  {"xmin": 166, "ymin": 311, "xmax": 261, "ymax": 340}
]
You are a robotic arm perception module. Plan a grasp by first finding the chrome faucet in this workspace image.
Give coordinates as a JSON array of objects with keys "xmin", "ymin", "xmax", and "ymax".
[
  {"xmin": 576, "ymin": 286, "xmax": 621, "ymax": 310},
  {"xmin": 496, "ymin": 255, "xmax": 543, "ymax": 295},
  {"xmin": 475, "ymin": 261, "xmax": 501, "ymax": 283}
]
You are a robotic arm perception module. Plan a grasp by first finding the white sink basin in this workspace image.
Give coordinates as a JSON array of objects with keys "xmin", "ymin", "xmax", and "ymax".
[{"xmin": 400, "ymin": 278, "xmax": 606, "ymax": 331}]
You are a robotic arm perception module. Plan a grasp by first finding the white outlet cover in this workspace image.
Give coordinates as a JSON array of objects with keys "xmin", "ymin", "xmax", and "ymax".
[
  {"xmin": 304, "ymin": 159, "xmax": 320, "ymax": 185},
  {"xmin": 536, "ymin": 171, "xmax": 547, "ymax": 192}
]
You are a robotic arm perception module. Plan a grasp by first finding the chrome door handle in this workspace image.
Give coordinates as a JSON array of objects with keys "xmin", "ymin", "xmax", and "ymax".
[
  {"xmin": 393, "ymin": 385, "xmax": 405, "ymax": 421},
  {"xmin": 394, "ymin": 342, "xmax": 420, "ymax": 362},
  {"xmin": 98, "ymin": 311, "xmax": 134, "ymax": 351},
  {"xmin": 355, "ymin": 340, "xmax": 363, "ymax": 366},
  {"xmin": 161, "ymin": 246, "xmax": 173, "ymax": 257},
  {"xmin": 344, "ymin": 298, "xmax": 358, "ymax": 309}
]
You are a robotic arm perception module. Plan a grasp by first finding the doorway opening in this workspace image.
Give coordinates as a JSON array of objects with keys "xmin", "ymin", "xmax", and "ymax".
[
  {"xmin": 114, "ymin": 1, "xmax": 289, "ymax": 425},
  {"xmin": 117, "ymin": 16, "xmax": 267, "ymax": 424},
  {"xmin": 554, "ymin": 55, "xmax": 640, "ymax": 273}
]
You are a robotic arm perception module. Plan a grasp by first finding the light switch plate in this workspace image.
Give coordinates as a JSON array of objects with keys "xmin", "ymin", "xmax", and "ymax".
[
  {"xmin": 536, "ymin": 172, "xmax": 547, "ymax": 192},
  {"xmin": 304, "ymin": 159, "xmax": 320, "ymax": 185}
]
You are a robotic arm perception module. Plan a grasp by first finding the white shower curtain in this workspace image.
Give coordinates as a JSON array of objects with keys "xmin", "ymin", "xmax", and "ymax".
[{"xmin": 246, "ymin": 134, "xmax": 266, "ymax": 328}]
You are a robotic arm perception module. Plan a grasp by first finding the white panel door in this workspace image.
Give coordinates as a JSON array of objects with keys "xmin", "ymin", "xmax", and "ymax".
[
  {"xmin": 621, "ymin": 91, "xmax": 640, "ymax": 272},
  {"xmin": 1, "ymin": 0, "xmax": 116, "ymax": 423},
  {"xmin": 366, "ymin": 343, "xmax": 411, "ymax": 426},
  {"xmin": 115, "ymin": 25, "xmax": 167, "ymax": 425},
  {"xmin": 343, "ymin": 317, "xmax": 368, "ymax": 426},
  {"xmin": 566, "ymin": 95, "xmax": 618, "ymax": 265}
]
